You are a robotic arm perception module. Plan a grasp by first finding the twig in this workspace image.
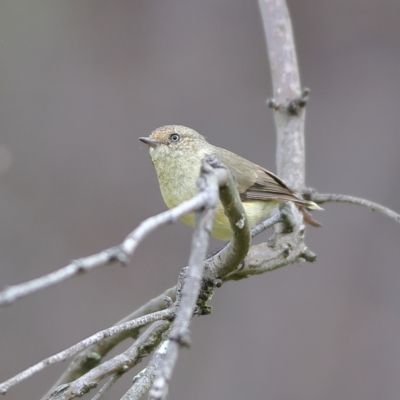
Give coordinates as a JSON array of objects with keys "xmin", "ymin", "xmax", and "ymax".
[
  {"xmin": 0, "ymin": 309, "xmax": 174, "ymax": 395},
  {"xmin": 48, "ymin": 321, "xmax": 170, "ymax": 400},
  {"xmin": 121, "ymin": 333, "xmax": 171, "ymax": 400},
  {"xmin": 90, "ymin": 373, "xmax": 121, "ymax": 400},
  {"xmin": 311, "ymin": 193, "xmax": 400, "ymax": 225},
  {"xmin": 41, "ymin": 287, "xmax": 176, "ymax": 399},
  {"xmin": 250, "ymin": 213, "xmax": 283, "ymax": 237},
  {"xmin": 0, "ymin": 188, "xmax": 213, "ymax": 307},
  {"xmin": 224, "ymin": 216, "xmax": 308, "ymax": 281}
]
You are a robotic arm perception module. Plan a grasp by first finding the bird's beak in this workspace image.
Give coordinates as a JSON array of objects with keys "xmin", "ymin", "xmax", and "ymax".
[{"xmin": 139, "ymin": 137, "xmax": 160, "ymax": 148}]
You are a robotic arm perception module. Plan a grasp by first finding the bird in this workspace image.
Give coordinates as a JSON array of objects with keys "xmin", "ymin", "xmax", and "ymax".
[{"xmin": 140, "ymin": 125, "xmax": 321, "ymax": 240}]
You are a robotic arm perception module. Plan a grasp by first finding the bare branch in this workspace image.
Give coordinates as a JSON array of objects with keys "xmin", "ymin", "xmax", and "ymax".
[
  {"xmin": 47, "ymin": 214, "xmax": 281, "ymax": 398},
  {"xmin": 250, "ymin": 213, "xmax": 284, "ymax": 237},
  {"xmin": 41, "ymin": 287, "xmax": 176, "ymax": 399},
  {"xmin": 225, "ymin": 215, "xmax": 309, "ymax": 281},
  {"xmin": 259, "ymin": 0, "xmax": 305, "ymax": 188},
  {"xmin": 0, "ymin": 156, "xmax": 235, "ymax": 396},
  {"xmin": 0, "ymin": 309, "xmax": 174, "ymax": 395},
  {"xmin": 310, "ymin": 192, "xmax": 400, "ymax": 225},
  {"xmin": 48, "ymin": 321, "xmax": 170, "ymax": 400},
  {"xmin": 90, "ymin": 373, "xmax": 121, "ymax": 400},
  {"xmin": 0, "ymin": 172, "xmax": 215, "ymax": 307},
  {"xmin": 121, "ymin": 332, "xmax": 171, "ymax": 400},
  {"xmin": 257, "ymin": 0, "xmax": 313, "ymax": 286}
]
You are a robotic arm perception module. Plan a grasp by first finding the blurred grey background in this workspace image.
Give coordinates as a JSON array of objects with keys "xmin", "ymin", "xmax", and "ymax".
[{"xmin": 1, "ymin": 1, "xmax": 400, "ymax": 399}]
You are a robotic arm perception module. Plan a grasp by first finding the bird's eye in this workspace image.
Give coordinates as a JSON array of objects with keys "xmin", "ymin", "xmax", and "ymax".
[{"xmin": 170, "ymin": 133, "xmax": 180, "ymax": 142}]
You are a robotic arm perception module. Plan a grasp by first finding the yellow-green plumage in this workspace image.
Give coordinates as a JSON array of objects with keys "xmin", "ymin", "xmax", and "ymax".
[{"xmin": 140, "ymin": 125, "xmax": 321, "ymax": 240}]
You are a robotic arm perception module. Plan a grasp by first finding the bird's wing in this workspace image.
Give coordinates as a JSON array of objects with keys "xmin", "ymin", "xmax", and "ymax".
[
  {"xmin": 240, "ymin": 166, "xmax": 300, "ymax": 202},
  {"xmin": 212, "ymin": 147, "xmax": 299, "ymax": 202}
]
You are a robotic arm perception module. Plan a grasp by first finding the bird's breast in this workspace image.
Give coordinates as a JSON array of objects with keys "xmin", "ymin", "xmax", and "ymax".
[{"xmin": 152, "ymin": 153, "xmax": 201, "ymax": 210}]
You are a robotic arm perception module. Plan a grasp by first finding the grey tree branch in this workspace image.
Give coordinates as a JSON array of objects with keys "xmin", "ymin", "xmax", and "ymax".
[
  {"xmin": 1, "ymin": 156, "xmax": 251, "ymax": 399},
  {"xmin": 42, "ymin": 187, "xmax": 399, "ymax": 399},
  {"xmin": 90, "ymin": 374, "xmax": 121, "ymax": 400},
  {"xmin": 121, "ymin": 330, "xmax": 171, "ymax": 400},
  {"xmin": 251, "ymin": 213, "xmax": 283, "ymax": 237},
  {"xmin": 0, "ymin": 309, "xmax": 174, "ymax": 395},
  {"xmin": 259, "ymin": 0, "xmax": 305, "ymax": 188},
  {"xmin": 41, "ymin": 286, "xmax": 176, "ymax": 399},
  {"xmin": 43, "ymin": 214, "xmax": 279, "ymax": 400},
  {"xmin": 48, "ymin": 321, "xmax": 170, "ymax": 400},
  {"xmin": 225, "ymin": 216, "xmax": 309, "ymax": 281},
  {"xmin": 258, "ymin": 0, "xmax": 311, "ymax": 283},
  {"xmin": 0, "ymin": 187, "xmax": 213, "ymax": 307},
  {"xmin": 310, "ymin": 192, "xmax": 400, "ymax": 225}
]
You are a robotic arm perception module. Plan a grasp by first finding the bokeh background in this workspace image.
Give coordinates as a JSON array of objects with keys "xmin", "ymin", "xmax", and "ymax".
[{"xmin": 1, "ymin": 1, "xmax": 400, "ymax": 399}]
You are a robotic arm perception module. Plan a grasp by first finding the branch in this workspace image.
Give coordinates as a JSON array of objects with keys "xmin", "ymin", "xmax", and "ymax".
[
  {"xmin": 0, "ymin": 309, "xmax": 174, "ymax": 395},
  {"xmin": 310, "ymin": 192, "xmax": 400, "ymax": 225},
  {"xmin": 259, "ymin": 0, "xmax": 305, "ymax": 187},
  {"xmin": 90, "ymin": 374, "xmax": 121, "ymax": 400},
  {"xmin": 121, "ymin": 330, "xmax": 171, "ymax": 400},
  {"xmin": 41, "ymin": 286, "xmax": 176, "ymax": 399},
  {"xmin": 0, "ymin": 175, "xmax": 215, "ymax": 307},
  {"xmin": 224, "ymin": 214, "xmax": 311, "ymax": 281},
  {"xmin": 250, "ymin": 213, "xmax": 283, "ymax": 237},
  {"xmin": 48, "ymin": 321, "xmax": 170, "ymax": 400},
  {"xmin": 45, "ymin": 214, "xmax": 280, "ymax": 398},
  {"xmin": 1, "ymin": 156, "xmax": 226, "ymax": 396},
  {"xmin": 257, "ymin": 0, "xmax": 313, "ymax": 279}
]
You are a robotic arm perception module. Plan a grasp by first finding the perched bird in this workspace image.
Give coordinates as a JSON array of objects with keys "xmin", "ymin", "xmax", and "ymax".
[{"xmin": 140, "ymin": 125, "xmax": 321, "ymax": 240}]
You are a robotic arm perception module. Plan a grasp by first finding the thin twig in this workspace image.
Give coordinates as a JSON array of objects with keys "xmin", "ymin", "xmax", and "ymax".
[
  {"xmin": 0, "ymin": 190, "xmax": 212, "ymax": 307},
  {"xmin": 0, "ymin": 309, "xmax": 174, "ymax": 395},
  {"xmin": 90, "ymin": 373, "xmax": 121, "ymax": 400},
  {"xmin": 48, "ymin": 321, "xmax": 170, "ymax": 400},
  {"xmin": 41, "ymin": 287, "xmax": 176, "ymax": 399},
  {"xmin": 121, "ymin": 334, "xmax": 171, "ymax": 400},
  {"xmin": 311, "ymin": 193, "xmax": 400, "ymax": 225},
  {"xmin": 251, "ymin": 213, "xmax": 283, "ymax": 237}
]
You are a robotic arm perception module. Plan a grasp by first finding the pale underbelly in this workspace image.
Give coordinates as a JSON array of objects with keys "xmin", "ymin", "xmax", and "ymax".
[{"xmin": 179, "ymin": 199, "xmax": 280, "ymax": 240}]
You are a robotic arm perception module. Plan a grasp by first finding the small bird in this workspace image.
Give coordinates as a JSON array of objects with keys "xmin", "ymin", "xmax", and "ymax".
[{"xmin": 140, "ymin": 125, "xmax": 321, "ymax": 240}]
